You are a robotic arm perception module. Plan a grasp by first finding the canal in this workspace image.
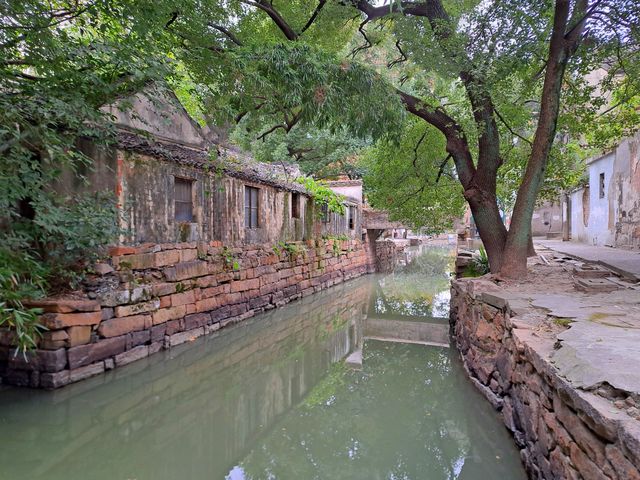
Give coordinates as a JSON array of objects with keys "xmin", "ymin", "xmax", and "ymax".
[{"xmin": 0, "ymin": 246, "xmax": 526, "ymax": 480}]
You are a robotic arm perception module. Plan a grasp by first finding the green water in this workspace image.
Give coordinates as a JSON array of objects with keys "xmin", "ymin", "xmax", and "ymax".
[{"xmin": 0, "ymin": 246, "xmax": 525, "ymax": 480}]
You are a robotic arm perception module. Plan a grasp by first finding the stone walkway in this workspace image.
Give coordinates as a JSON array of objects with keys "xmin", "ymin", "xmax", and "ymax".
[
  {"xmin": 518, "ymin": 241, "xmax": 640, "ymax": 405},
  {"xmin": 536, "ymin": 238, "xmax": 640, "ymax": 281}
]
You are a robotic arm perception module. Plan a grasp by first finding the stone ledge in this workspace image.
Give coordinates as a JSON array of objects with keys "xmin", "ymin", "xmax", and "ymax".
[{"xmin": 450, "ymin": 276, "xmax": 640, "ymax": 479}]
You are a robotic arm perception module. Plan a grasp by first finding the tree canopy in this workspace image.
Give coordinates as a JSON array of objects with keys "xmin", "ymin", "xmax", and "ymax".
[{"xmin": 2, "ymin": 1, "xmax": 640, "ymax": 277}]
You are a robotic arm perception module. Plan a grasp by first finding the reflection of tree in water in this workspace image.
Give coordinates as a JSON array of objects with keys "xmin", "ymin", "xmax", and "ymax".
[
  {"xmin": 373, "ymin": 247, "xmax": 454, "ymax": 318},
  {"xmin": 234, "ymin": 342, "xmax": 525, "ymax": 480}
]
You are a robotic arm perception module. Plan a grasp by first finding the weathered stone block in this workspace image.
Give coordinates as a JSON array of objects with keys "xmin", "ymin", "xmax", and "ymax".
[
  {"xmin": 195, "ymin": 297, "xmax": 218, "ymax": 313},
  {"xmin": 196, "ymin": 275, "xmax": 218, "ymax": 288},
  {"xmin": 149, "ymin": 341, "xmax": 163, "ymax": 355},
  {"xmin": 41, "ymin": 311, "xmax": 102, "ymax": 329},
  {"xmin": 99, "ymin": 289, "xmax": 131, "ymax": 307},
  {"xmin": 67, "ymin": 336, "xmax": 126, "ymax": 369},
  {"xmin": 230, "ymin": 278, "xmax": 260, "ymax": 293},
  {"xmin": 184, "ymin": 312, "xmax": 211, "ymax": 330},
  {"xmin": 69, "ymin": 362, "xmax": 105, "ymax": 383},
  {"xmin": 129, "ymin": 330, "xmax": 151, "ymax": 348},
  {"xmin": 152, "ymin": 305, "xmax": 186, "ymax": 325},
  {"xmin": 99, "ymin": 314, "xmax": 151, "ymax": 338},
  {"xmin": 40, "ymin": 330, "xmax": 69, "ymax": 350},
  {"xmin": 109, "ymin": 245, "xmax": 136, "ymax": 256},
  {"xmin": 180, "ymin": 249, "xmax": 198, "ymax": 262},
  {"xmin": 569, "ymin": 443, "xmax": 608, "ymax": 480},
  {"xmin": 150, "ymin": 324, "xmax": 167, "ymax": 342},
  {"xmin": 151, "ymin": 282, "xmax": 177, "ymax": 297},
  {"xmin": 165, "ymin": 319, "xmax": 183, "ymax": 336},
  {"xmin": 101, "ymin": 307, "xmax": 114, "ymax": 321},
  {"xmin": 605, "ymin": 444, "xmax": 640, "ymax": 480},
  {"xmin": 8, "ymin": 348, "xmax": 67, "ymax": 372},
  {"xmin": 40, "ymin": 370, "xmax": 70, "ymax": 389},
  {"xmin": 249, "ymin": 295, "xmax": 270, "ymax": 310},
  {"xmin": 115, "ymin": 345, "xmax": 149, "ymax": 367},
  {"xmin": 114, "ymin": 299, "xmax": 160, "ymax": 317},
  {"xmin": 24, "ymin": 298, "xmax": 100, "ymax": 313},
  {"xmin": 122, "ymin": 252, "xmax": 156, "ymax": 270},
  {"xmin": 166, "ymin": 328, "xmax": 204, "ymax": 348},
  {"xmin": 155, "ymin": 249, "xmax": 181, "ymax": 267},
  {"xmin": 66, "ymin": 326, "xmax": 92, "ymax": 347},
  {"xmin": 170, "ymin": 290, "xmax": 196, "ymax": 307},
  {"xmin": 554, "ymin": 394, "xmax": 606, "ymax": 466},
  {"xmin": 164, "ymin": 261, "xmax": 209, "ymax": 281}
]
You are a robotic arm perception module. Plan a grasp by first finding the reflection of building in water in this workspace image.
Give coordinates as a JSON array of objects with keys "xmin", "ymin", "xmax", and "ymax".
[{"xmin": 0, "ymin": 279, "xmax": 370, "ymax": 480}]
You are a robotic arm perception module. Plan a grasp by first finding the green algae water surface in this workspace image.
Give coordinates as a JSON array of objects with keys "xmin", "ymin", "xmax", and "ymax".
[{"xmin": 0, "ymin": 245, "xmax": 525, "ymax": 480}]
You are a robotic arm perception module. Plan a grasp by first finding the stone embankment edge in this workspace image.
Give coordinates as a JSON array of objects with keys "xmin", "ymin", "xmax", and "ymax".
[
  {"xmin": 450, "ymin": 278, "xmax": 640, "ymax": 480},
  {"xmin": 0, "ymin": 239, "xmax": 400, "ymax": 389}
]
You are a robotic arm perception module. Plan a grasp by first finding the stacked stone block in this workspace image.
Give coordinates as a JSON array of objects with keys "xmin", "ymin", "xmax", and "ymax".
[
  {"xmin": 0, "ymin": 238, "xmax": 375, "ymax": 389},
  {"xmin": 450, "ymin": 279, "xmax": 640, "ymax": 479}
]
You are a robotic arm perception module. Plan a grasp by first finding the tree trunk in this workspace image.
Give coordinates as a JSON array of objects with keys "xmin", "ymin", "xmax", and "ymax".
[
  {"xmin": 465, "ymin": 188, "xmax": 508, "ymax": 273},
  {"xmin": 500, "ymin": 0, "xmax": 586, "ymax": 278},
  {"xmin": 528, "ymin": 233, "xmax": 537, "ymax": 257}
]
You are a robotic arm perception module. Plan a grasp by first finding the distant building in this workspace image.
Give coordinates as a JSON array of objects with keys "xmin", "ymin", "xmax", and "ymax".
[
  {"xmin": 562, "ymin": 131, "xmax": 640, "ymax": 247},
  {"xmin": 531, "ymin": 201, "xmax": 563, "ymax": 238}
]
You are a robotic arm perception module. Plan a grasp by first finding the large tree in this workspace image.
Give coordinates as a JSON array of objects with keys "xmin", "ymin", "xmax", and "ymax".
[{"xmin": 160, "ymin": 0, "xmax": 638, "ymax": 278}]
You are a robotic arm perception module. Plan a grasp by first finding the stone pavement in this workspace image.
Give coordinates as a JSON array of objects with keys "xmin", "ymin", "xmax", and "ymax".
[{"xmin": 537, "ymin": 238, "xmax": 640, "ymax": 281}]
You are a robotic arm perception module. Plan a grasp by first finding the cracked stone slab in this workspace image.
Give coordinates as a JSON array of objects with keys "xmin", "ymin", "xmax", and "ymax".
[
  {"xmin": 529, "ymin": 294, "xmax": 603, "ymax": 320},
  {"xmin": 551, "ymin": 321, "xmax": 640, "ymax": 396}
]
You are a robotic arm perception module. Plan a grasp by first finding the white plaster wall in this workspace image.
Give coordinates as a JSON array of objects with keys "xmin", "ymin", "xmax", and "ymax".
[
  {"xmin": 329, "ymin": 185, "xmax": 363, "ymax": 204},
  {"xmin": 570, "ymin": 188, "xmax": 587, "ymax": 243},
  {"xmin": 586, "ymin": 153, "xmax": 615, "ymax": 246}
]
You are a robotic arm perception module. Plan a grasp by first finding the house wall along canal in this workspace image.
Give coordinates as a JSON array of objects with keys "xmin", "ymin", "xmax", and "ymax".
[{"xmin": 0, "ymin": 246, "xmax": 526, "ymax": 480}]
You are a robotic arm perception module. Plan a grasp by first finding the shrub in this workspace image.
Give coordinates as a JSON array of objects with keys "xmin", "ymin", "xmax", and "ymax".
[
  {"xmin": 0, "ymin": 249, "xmax": 49, "ymax": 354},
  {"xmin": 464, "ymin": 245, "xmax": 490, "ymax": 277}
]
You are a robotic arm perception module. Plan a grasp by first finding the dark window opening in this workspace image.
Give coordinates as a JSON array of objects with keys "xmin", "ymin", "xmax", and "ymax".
[
  {"xmin": 175, "ymin": 178, "xmax": 194, "ymax": 222},
  {"xmin": 245, "ymin": 186, "xmax": 260, "ymax": 228},
  {"xmin": 321, "ymin": 203, "xmax": 330, "ymax": 223},
  {"xmin": 292, "ymin": 192, "xmax": 301, "ymax": 219},
  {"xmin": 599, "ymin": 172, "xmax": 605, "ymax": 199},
  {"xmin": 348, "ymin": 206, "xmax": 356, "ymax": 230}
]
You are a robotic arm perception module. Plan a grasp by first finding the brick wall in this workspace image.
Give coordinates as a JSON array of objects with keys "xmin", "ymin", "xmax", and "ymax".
[{"xmin": 0, "ymin": 238, "xmax": 375, "ymax": 389}]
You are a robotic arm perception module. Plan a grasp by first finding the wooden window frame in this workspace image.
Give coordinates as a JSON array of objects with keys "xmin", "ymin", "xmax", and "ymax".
[
  {"xmin": 245, "ymin": 185, "xmax": 260, "ymax": 229},
  {"xmin": 321, "ymin": 203, "xmax": 330, "ymax": 223},
  {"xmin": 291, "ymin": 192, "xmax": 301, "ymax": 219},
  {"xmin": 174, "ymin": 177, "xmax": 194, "ymax": 222},
  {"xmin": 348, "ymin": 206, "xmax": 356, "ymax": 230}
]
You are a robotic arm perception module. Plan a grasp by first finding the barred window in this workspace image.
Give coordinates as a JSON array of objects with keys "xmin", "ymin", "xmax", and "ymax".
[
  {"xmin": 348, "ymin": 206, "xmax": 356, "ymax": 230},
  {"xmin": 292, "ymin": 192, "xmax": 301, "ymax": 219},
  {"xmin": 321, "ymin": 203, "xmax": 330, "ymax": 223},
  {"xmin": 175, "ymin": 178, "xmax": 194, "ymax": 222},
  {"xmin": 245, "ymin": 186, "xmax": 260, "ymax": 228}
]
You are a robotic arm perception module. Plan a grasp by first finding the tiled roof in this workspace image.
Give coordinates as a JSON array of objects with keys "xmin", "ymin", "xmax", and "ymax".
[{"xmin": 116, "ymin": 131, "xmax": 308, "ymax": 194}]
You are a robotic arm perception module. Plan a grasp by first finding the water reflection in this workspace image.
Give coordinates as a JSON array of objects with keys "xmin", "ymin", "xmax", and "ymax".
[{"xmin": 0, "ymin": 246, "xmax": 525, "ymax": 480}]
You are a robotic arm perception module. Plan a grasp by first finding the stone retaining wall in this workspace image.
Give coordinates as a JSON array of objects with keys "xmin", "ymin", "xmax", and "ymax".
[
  {"xmin": 0, "ymin": 238, "xmax": 375, "ymax": 389},
  {"xmin": 374, "ymin": 239, "xmax": 407, "ymax": 273},
  {"xmin": 450, "ymin": 278, "xmax": 640, "ymax": 480}
]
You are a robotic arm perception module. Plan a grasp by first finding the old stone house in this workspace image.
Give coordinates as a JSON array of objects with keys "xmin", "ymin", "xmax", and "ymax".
[
  {"xmin": 58, "ymin": 88, "xmax": 362, "ymax": 247},
  {"xmin": 562, "ymin": 131, "xmax": 640, "ymax": 247}
]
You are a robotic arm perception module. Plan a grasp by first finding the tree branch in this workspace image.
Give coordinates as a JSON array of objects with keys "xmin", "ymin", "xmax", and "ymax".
[
  {"xmin": 436, "ymin": 154, "xmax": 452, "ymax": 183},
  {"xmin": 301, "ymin": 0, "xmax": 327, "ymax": 34},
  {"xmin": 240, "ymin": 0, "xmax": 298, "ymax": 40},
  {"xmin": 208, "ymin": 23, "xmax": 243, "ymax": 46},
  {"xmin": 397, "ymin": 89, "xmax": 475, "ymax": 188},
  {"xmin": 387, "ymin": 40, "xmax": 407, "ymax": 68},
  {"xmin": 350, "ymin": 20, "xmax": 373, "ymax": 58},
  {"xmin": 494, "ymin": 107, "xmax": 532, "ymax": 146}
]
